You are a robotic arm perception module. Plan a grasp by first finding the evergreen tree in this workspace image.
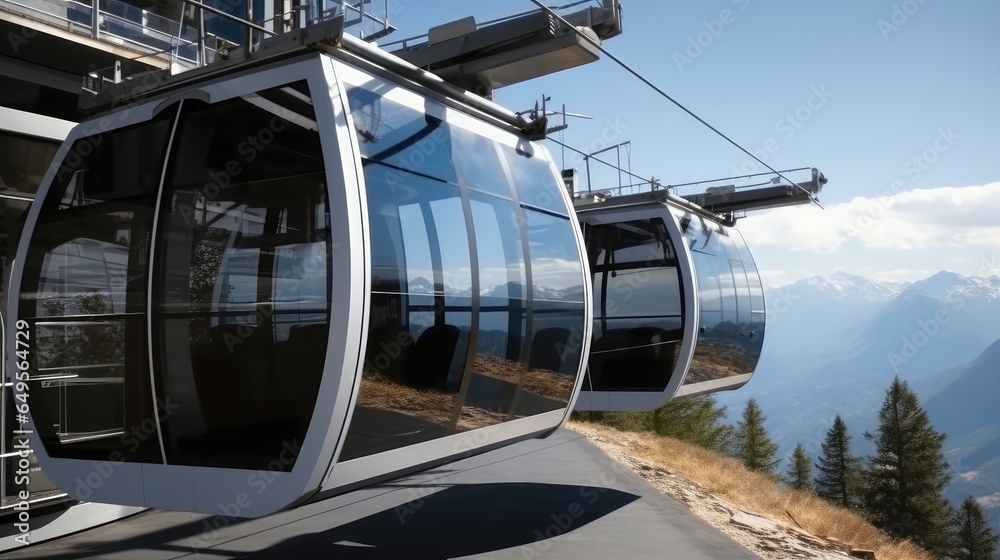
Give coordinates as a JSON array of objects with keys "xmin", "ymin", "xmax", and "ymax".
[
  {"xmin": 863, "ymin": 376, "xmax": 952, "ymax": 554},
  {"xmin": 733, "ymin": 398, "xmax": 780, "ymax": 475},
  {"xmin": 785, "ymin": 443, "xmax": 812, "ymax": 491},
  {"xmin": 950, "ymin": 495, "xmax": 999, "ymax": 560},
  {"xmin": 814, "ymin": 415, "xmax": 864, "ymax": 509},
  {"xmin": 651, "ymin": 395, "xmax": 734, "ymax": 453},
  {"xmin": 574, "ymin": 395, "xmax": 734, "ymax": 453}
]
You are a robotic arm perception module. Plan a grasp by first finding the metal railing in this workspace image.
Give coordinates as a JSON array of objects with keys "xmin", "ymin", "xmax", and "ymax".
[
  {"xmin": 1, "ymin": 0, "xmax": 394, "ymax": 74},
  {"xmin": 0, "ymin": 0, "xmax": 211, "ymax": 67}
]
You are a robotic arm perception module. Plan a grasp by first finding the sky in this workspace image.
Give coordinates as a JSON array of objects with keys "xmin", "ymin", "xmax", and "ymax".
[{"xmin": 373, "ymin": 0, "xmax": 1000, "ymax": 287}]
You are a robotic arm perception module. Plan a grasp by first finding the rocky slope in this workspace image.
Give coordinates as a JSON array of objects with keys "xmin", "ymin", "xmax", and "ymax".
[{"xmin": 568, "ymin": 422, "xmax": 883, "ymax": 560}]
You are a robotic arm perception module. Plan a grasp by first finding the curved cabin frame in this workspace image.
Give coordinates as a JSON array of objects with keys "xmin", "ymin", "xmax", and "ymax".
[
  {"xmin": 573, "ymin": 192, "xmax": 765, "ymax": 411},
  {"xmin": 8, "ymin": 50, "xmax": 592, "ymax": 517}
]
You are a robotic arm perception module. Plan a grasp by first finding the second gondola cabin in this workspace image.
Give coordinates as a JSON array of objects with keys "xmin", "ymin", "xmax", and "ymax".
[{"xmin": 573, "ymin": 190, "xmax": 766, "ymax": 411}]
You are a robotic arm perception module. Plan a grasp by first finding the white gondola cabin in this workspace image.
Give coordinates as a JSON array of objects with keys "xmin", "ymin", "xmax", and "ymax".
[
  {"xmin": 573, "ymin": 190, "xmax": 766, "ymax": 411},
  {"xmin": 8, "ymin": 24, "xmax": 592, "ymax": 517}
]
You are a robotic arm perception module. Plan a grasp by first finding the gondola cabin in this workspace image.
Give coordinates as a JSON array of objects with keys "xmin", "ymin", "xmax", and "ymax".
[
  {"xmin": 573, "ymin": 190, "xmax": 765, "ymax": 411},
  {"xmin": 8, "ymin": 24, "xmax": 592, "ymax": 517}
]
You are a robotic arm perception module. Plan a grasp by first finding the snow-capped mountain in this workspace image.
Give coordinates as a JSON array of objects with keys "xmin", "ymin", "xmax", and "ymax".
[
  {"xmin": 406, "ymin": 277, "xmax": 583, "ymax": 302},
  {"xmin": 900, "ymin": 271, "xmax": 1000, "ymax": 301},
  {"xmin": 784, "ymin": 271, "xmax": 908, "ymax": 303},
  {"xmin": 761, "ymin": 271, "xmax": 906, "ymax": 360}
]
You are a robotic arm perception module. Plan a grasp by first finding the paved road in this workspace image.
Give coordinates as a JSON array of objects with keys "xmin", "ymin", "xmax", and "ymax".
[{"xmin": 5, "ymin": 429, "xmax": 759, "ymax": 559}]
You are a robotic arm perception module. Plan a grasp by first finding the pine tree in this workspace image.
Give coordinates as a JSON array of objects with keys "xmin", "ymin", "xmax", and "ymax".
[
  {"xmin": 863, "ymin": 376, "xmax": 952, "ymax": 554},
  {"xmin": 814, "ymin": 415, "xmax": 864, "ymax": 509},
  {"xmin": 651, "ymin": 395, "xmax": 734, "ymax": 453},
  {"xmin": 733, "ymin": 398, "xmax": 779, "ymax": 475},
  {"xmin": 950, "ymin": 495, "xmax": 999, "ymax": 560},
  {"xmin": 576, "ymin": 395, "xmax": 734, "ymax": 453},
  {"xmin": 785, "ymin": 443, "xmax": 812, "ymax": 491}
]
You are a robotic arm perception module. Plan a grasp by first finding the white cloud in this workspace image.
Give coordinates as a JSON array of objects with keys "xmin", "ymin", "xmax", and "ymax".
[
  {"xmin": 737, "ymin": 182, "xmax": 1000, "ymax": 252},
  {"xmin": 755, "ymin": 268, "xmax": 815, "ymax": 289}
]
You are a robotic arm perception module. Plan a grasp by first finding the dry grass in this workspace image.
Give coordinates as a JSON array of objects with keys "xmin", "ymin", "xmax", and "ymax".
[
  {"xmin": 569, "ymin": 421, "xmax": 936, "ymax": 560},
  {"xmin": 356, "ymin": 358, "xmax": 574, "ymax": 431}
]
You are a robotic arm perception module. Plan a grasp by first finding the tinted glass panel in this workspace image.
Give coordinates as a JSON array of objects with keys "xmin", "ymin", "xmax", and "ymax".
[
  {"xmin": 462, "ymin": 194, "xmax": 526, "ymax": 424},
  {"xmin": 519, "ymin": 208, "xmax": 584, "ymax": 411},
  {"xmin": 589, "ymin": 316, "xmax": 683, "ymax": 390},
  {"xmin": 585, "ymin": 218, "xmax": 684, "ymax": 391},
  {"xmin": 683, "ymin": 214, "xmax": 764, "ymax": 384},
  {"xmin": 343, "ymin": 84, "xmax": 585, "ymax": 460},
  {"xmin": 153, "ymin": 83, "xmax": 329, "ymax": 470},
  {"xmin": 501, "ymin": 145, "xmax": 569, "ymax": 216},
  {"xmin": 1, "ymin": 386, "xmax": 65, "ymax": 507},
  {"xmin": 454, "ymin": 128, "xmax": 511, "ymax": 199},
  {"xmin": 346, "ymin": 87, "xmax": 456, "ymax": 184},
  {"xmin": 343, "ymin": 162, "xmax": 473, "ymax": 460},
  {"xmin": 17, "ymin": 116, "xmax": 173, "ymax": 462}
]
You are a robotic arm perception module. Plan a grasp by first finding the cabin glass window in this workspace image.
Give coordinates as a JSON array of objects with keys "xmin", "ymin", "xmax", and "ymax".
[
  {"xmin": 16, "ymin": 114, "xmax": 175, "ymax": 462},
  {"xmin": 585, "ymin": 218, "xmax": 683, "ymax": 391},
  {"xmin": 151, "ymin": 82, "xmax": 330, "ymax": 470},
  {"xmin": 501, "ymin": 145, "xmax": 571, "ymax": 216},
  {"xmin": 342, "ymin": 83, "xmax": 585, "ymax": 460},
  {"xmin": 343, "ymin": 162, "xmax": 475, "ymax": 461},
  {"xmin": 684, "ymin": 215, "xmax": 764, "ymax": 384},
  {"xmin": 453, "ymin": 127, "xmax": 512, "ymax": 199},
  {"xmin": 518, "ymin": 209, "xmax": 585, "ymax": 410}
]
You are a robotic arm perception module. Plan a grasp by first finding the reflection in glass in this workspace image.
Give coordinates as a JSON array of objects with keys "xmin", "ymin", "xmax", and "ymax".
[
  {"xmin": 683, "ymin": 214, "xmax": 765, "ymax": 384},
  {"xmin": 454, "ymin": 128, "xmax": 512, "ymax": 199},
  {"xmin": 151, "ymin": 83, "xmax": 329, "ymax": 471},
  {"xmin": 17, "ymin": 115, "xmax": 173, "ymax": 462},
  {"xmin": 344, "ymin": 161, "xmax": 473, "ymax": 460},
  {"xmin": 342, "ymin": 84, "xmax": 584, "ymax": 460},
  {"xmin": 501, "ymin": 144, "xmax": 570, "ymax": 216},
  {"xmin": 520, "ymin": 208, "xmax": 584, "ymax": 410},
  {"xmin": 461, "ymin": 195, "xmax": 524, "ymax": 423}
]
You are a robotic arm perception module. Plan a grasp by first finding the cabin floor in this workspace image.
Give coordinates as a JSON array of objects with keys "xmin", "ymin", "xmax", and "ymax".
[{"xmin": 4, "ymin": 429, "xmax": 758, "ymax": 559}]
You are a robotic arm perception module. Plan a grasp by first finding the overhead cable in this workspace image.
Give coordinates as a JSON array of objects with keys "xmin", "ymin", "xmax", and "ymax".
[{"xmin": 528, "ymin": 0, "xmax": 823, "ymax": 209}]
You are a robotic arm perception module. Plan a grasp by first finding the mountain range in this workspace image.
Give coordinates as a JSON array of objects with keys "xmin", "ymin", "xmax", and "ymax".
[
  {"xmin": 715, "ymin": 270, "xmax": 1000, "ymax": 530},
  {"xmin": 406, "ymin": 277, "xmax": 584, "ymax": 301}
]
